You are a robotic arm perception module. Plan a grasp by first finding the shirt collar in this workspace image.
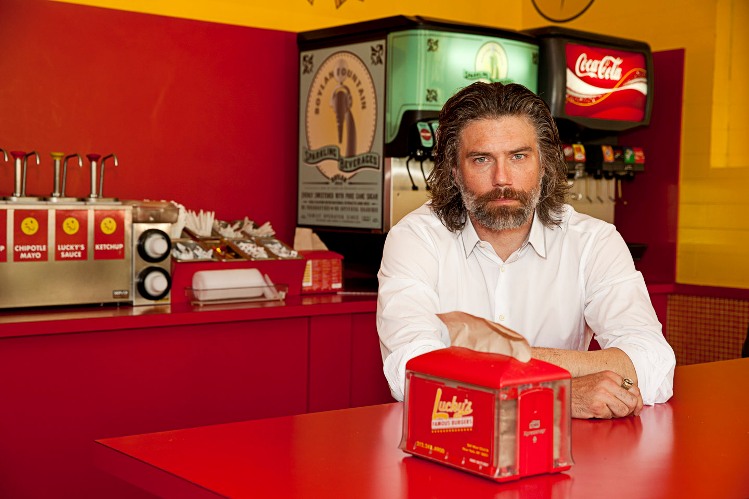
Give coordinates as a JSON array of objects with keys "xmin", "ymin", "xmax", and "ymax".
[
  {"xmin": 460, "ymin": 218, "xmax": 481, "ymax": 258},
  {"xmin": 459, "ymin": 211, "xmax": 547, "ymax": 259},
  {"xmin": 526, "ymin": 211, "xmax": 547, "ymax": 259}
]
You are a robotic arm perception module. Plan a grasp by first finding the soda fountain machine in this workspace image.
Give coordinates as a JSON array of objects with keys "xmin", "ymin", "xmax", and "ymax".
[
  {"xmin": 297, "ymin": 16, "xmax": 540, "ymax": 289},
  {"xmin": 526, "ymin": 26, "xmax": 653, "ymax": 235}
]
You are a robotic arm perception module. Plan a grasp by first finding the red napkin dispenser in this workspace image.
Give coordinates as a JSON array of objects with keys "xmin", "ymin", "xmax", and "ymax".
[{"xmin": 400, "ymin": 347, "xmax": 573, "ymax": 481}]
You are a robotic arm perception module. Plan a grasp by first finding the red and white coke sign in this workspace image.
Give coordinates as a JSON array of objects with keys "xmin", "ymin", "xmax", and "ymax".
[
  {"xmin": 419, "ymin": 127, "xmax": 432, "ymax": 142},
  {"xmin": 564, "ymin": 43, "xmax": 647, "ymax": 122}
]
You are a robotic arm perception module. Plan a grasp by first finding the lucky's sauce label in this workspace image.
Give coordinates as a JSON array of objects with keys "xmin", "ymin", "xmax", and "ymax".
[
  {"xmin": 93, "ymin": 210, "xmax": 126, "ymax": 260},
  {"xmin": 55, "ymin": 210, "xmax": 88, "ymax": 261},
  {"xmin": 0, "ymin": 209, "xmax": 7, "ymax": 262},
  {"xmin": 565, "ymin": 43, "xmax": 647, "ymax": 122},
  {"xmin": 14, "ymin": 210, "xmax": 49, "ymax": 262}
]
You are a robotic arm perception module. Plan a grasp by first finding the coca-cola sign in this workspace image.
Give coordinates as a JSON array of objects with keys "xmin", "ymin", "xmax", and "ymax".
[{"xmin": 565, "ymin": 43, "xmax": 647, "ymax": 122}]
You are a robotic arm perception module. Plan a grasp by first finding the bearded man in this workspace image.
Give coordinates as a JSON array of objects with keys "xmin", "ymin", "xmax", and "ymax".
[{"xmin": 376, "ymin": 82, "xmax": 675, "ymax": 419}]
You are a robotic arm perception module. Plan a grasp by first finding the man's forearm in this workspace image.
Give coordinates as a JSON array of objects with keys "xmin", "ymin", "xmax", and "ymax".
[{"xmin": 531, "ymin": 346, "xmax": 638, "ymax": 383}]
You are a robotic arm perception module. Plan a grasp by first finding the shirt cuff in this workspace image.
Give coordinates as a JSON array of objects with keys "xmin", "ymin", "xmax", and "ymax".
[
  {"xmin": 616, "ymin": 342, "xmax": 675, "ymax": 405},
  {"xmin": 383, "ymin": 340, "xmax": 446, "ymax": 401}
]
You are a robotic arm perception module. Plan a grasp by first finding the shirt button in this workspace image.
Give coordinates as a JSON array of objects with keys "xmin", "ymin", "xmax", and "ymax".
[
  {"xmin": 498, "ymin": 314, "xmax": 505, "ymax": 321},
  {"xmin": 500, "ymin": 265, "xmax": 506, "ymax": 272}
]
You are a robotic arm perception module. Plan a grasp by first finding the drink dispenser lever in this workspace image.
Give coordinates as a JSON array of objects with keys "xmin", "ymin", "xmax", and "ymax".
[
  {"xmin": 99, "ymin": 153, "xmax": 118, "ymax": 198},
  {"xmin": 406, "ymin": 121, "xmax": 435, "ymax": 191}
]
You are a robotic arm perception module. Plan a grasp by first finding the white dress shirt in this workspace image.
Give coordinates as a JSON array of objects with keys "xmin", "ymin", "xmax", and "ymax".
[{"xmin": 377, "ymin": 202, "xmax": 675, "ymax": 405}]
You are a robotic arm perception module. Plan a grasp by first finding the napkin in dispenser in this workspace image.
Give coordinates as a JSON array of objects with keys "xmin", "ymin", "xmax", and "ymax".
[
  {"xmin": 438, "ymin": 310, "xmax": 532, "ymax": 361},
  {"xmin": 191, "ymin": 268, "xmax": 270, "ymax": 302},
  {"xmin": 400, "ymin": 313, "xmax": 573, "ymax": 482}
]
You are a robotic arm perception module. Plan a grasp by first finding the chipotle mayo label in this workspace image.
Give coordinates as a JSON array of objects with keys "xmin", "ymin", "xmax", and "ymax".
[
  {"xmin": 55, "ymin": 210, "xmax": 88, "ymax": 261},
  {"xmin": 13, "ymin": 209, "xmax": 49, "ymax": 262},
  {"xmin": 93, "ymin": 210, "xmax": 125, "ymax": 260},
  {"xmin": 564, "ymin": 42, "xmax": 647, "ymax": 122}
]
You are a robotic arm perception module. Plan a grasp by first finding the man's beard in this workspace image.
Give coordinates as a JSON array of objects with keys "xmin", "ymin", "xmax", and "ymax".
[{"xmin": 457, "ymin": 175, "xmax": 542, "ymax": 231}]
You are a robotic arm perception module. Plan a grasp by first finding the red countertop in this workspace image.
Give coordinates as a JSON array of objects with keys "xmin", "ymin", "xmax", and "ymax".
[
  {"xmin": 95, "ymin": 358, "xmax": 749, "ymax": 499},
  {"xmin": 0, "ymin": 280, "xmax": 685, "ymax": 340},
  {"xmin": 0, "ymin": 292, "xmax": 378, "ymax": 339}
]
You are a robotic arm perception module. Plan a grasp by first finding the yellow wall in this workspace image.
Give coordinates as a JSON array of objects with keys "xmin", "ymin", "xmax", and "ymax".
[
  {"xmin": 52, "ymin": 0, "xmax": 522, "ymax": 32},
  {"xmin": 53, "ymin": 0, "xmax": 749, "ymax": 289},
  {"xmin": 711, "ymin": 0, "xmax": 748, "ymax": 170}
]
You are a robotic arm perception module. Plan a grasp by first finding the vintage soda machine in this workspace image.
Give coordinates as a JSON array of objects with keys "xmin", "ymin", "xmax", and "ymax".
[
  {"xmin": 297, "ymin": 16, "xmax": 539, "ymax": 289},
  {"xmin": 526, "ymin": 27, "xmax": 654, "ymax": 229}
]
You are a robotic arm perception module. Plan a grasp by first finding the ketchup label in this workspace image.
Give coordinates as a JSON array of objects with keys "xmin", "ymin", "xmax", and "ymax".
[
  {"xmin": 93, "ymin": 210, "xmax": 126, "ymax": 260},
  {"xmin": 55, "ymin": 210, "xmax": 88, "ymax": 261},
  {"xmin": 14, "ymin": 209, "xmax": 49, "ymax": 262}
]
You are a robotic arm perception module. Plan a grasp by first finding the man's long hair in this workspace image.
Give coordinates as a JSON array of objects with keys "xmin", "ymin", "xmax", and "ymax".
[{"xmin": 429, "ymin": 82, "xmax": 569, "ymax": 232}]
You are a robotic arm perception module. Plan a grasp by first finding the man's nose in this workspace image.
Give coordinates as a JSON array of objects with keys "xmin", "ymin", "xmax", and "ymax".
[{"xmin": 492, "ymin": 161, "xmax": 512, "ymax": 186}]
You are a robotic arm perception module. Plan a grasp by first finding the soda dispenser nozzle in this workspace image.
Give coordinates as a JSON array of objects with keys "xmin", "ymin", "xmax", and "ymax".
[
  {"xmin": 420, "ymin": 161, "xmax": 430, "ymax": 191},
  {"xmin": 405, "ymin": 157, "xmax": 418, "ymax": 191},
  {"xmin": 405, "ymin": 121, "xmax": 437, "ymax": 191}
]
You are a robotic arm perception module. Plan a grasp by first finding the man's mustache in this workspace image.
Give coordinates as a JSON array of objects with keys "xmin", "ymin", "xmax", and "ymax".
[{"xmin": 475, "ymin": 187, "xmax": 533, "ymax": 204}]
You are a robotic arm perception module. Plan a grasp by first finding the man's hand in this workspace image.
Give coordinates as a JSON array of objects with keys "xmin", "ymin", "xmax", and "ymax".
[{"xmin": 571, "ymin": 370, "xmax": 643, "ymax": 419}]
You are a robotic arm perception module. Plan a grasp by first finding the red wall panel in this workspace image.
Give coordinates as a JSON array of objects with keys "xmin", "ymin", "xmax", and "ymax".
[
  {"xmin": 616, "ymin": 49, "xmax": 684, "ymax": 285},
  {"xmin": 0, "ymin": 0, "xmax": 299, "ymax": 243}
]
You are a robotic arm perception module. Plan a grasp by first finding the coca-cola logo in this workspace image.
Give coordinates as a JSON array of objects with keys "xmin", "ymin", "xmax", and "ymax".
[
  {"xmin": 574, "ymin": 53, "xmax": 623, "ymax": 81},
  {"xmin": 564, "ymin": 42, "xmax": 648, "ymax": 122}
]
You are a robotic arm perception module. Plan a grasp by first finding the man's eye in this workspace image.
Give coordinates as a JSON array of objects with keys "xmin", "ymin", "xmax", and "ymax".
[
  {"xmin": 512, "ymin": 153, "xmax": 526, "ymax": 161},
  {"xmin": 473, "ymin": 156, "xmax": 488, "ymax": 164}
]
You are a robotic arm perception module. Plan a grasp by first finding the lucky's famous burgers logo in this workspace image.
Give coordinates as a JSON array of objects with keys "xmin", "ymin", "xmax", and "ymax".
[{"xmin": 431, "ymin": 387, "xmax": 475, "ymax": 431}]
